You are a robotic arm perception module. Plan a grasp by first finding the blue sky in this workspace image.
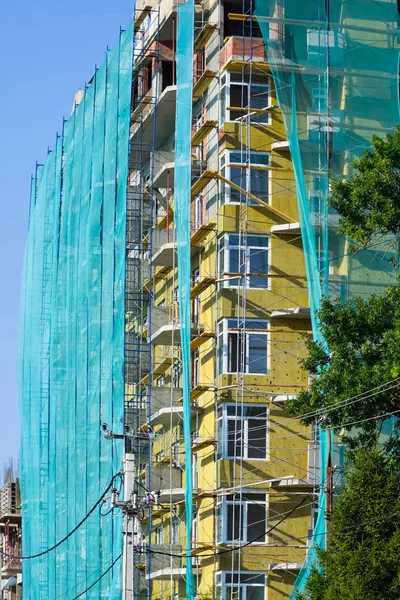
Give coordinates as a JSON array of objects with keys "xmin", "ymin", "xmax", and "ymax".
[{"xmin": 0, "ymin": 0, "xmax": 133, "ymax": 473}]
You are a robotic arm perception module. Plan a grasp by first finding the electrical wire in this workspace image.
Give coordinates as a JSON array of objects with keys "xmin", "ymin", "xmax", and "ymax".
[
  {"xmin": 1, "ymin": 472, "xmax": 122, "ymax": 560},
  {"xmin": 68, "ymin": 552, "xmax": 123, "ymax": 600},
  {"xmin": 141, "ymin": 493, "xmax": 311, "ymax": 560}
]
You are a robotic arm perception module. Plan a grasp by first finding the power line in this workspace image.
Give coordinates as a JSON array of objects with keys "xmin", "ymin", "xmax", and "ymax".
[
  {"xmin": 0, "ymin": 472, "xmax": 122, "ymax": 560},
  {"xmin": 69, "ymin": 552, "xmax": 123, "ymax": 600},
  {"xmin": 141, "ymin": 493, "xmax": 311, "ymax": 560}
]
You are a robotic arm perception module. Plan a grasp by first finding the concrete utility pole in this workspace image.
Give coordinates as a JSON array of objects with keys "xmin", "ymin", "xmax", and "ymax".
[
  {"xmin": 122, "ymin": 454, "xmax": 135, "ymax": 600},
  {"xmin": 325, "ymin": 426, "xmax": 334, "ymax": 542}
]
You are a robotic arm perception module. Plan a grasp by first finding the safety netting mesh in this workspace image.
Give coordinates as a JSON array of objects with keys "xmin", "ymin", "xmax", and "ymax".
[
  {"xmin": 175, "ymin": 0, "xmax": 196, "ymax": 597},
  {"xmin": 18, "ymin": 21, "xmax": 133, "ymax": 599},
  {"xmin": 255, "ymin": 0, "xmax": 400, "ymax": 596}
]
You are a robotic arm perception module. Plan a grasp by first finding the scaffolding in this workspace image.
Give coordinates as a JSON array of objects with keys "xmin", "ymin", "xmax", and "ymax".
[{"xmin": 19, "ymin": 1, "xmax": 400, "ymax": 599}]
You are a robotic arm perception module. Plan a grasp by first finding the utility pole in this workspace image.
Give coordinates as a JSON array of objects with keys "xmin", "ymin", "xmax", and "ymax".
[
  {"xmin": 122, "ymin": 453, "xmax": 135, "ymax": 600},
  {"xmin": 325, "ymin": 425, "xmax": 334, "ymax": 542}
]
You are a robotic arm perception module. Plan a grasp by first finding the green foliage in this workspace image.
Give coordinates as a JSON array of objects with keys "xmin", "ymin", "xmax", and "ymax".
[
  {"xmin": 286, "ymin": 282, "xmax": 400, "ymax": 448},
  {"xmin": 329, "ymin": 126, "xmax": 400, "ymax": 251},
  {"xmin": 298, "ymin": 449, "xmax": 400, "ymax": 600}
]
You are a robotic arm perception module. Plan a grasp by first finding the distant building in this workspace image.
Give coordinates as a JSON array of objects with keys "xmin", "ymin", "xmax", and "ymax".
[{"xmin": 0, "ymin": 478, "xmax": 21, "ymax": 600}]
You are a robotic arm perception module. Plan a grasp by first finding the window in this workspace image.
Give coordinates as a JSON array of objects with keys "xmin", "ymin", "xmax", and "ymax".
[
  {"xmin": 218, "ymin": 319, "xmax": 269, "ymax": 375},
  {"xmin": 220, "ymin": 73, "xmax": 270, "ymax": 125},
  {"xmin": 193, "ymin": 452, "xmax": 198, "ymax": 489},
  {"xmin": 220, "ymin": 151, "xmax": 270, "ymax": 205},
  {"xmin": 171, "ymin": 518, "xmax": 180, "ymax": 545},
  {"xmin": 157, "ymin": 375, "xmax": 166, "ymax": 387},
  {"xmin": 192, "ymin": 350, "xmax": 200, "ymax": 387},
  {"xmin": 156, "ymin": 450, "xmax": 165, "ymax": 463},
  {"xmin": 155, "ymin": 525, "xmax": 163, "ymax": 545},
  {"xmin": 192, "ymin": 268, "xmax": 201, "ymax": 323},
  {"xmin": 218, "ymin": 403, "xmax": 268, "ymax": 459},
  {"xmin": 172, "ymin": 441, "xmax": 180, "ymax": 466},
  {"xmin": 217, "ymin": 572, "xmax": 266, "ymax": 600},
  {"xmin": 172, "ymin": 363, "xmax": 181, "ymax": 388},
  {"xmin": 218, "ymin": 234, "xmax": 269, "ymax": 289},
  {"xmin": 220, "ymin": 493, "xmax": 267, "ymax": 543}
]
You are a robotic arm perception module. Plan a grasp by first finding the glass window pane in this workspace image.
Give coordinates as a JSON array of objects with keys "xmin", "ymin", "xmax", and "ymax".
[
  {"xmin": 229, "ymin": 248, "xmax": 240, "ymax": 273},
  {"xmin": 247, "ymin": 503, "xmax": 266, "ymax": 542},
  {"xmin": 242, "ymin": 406, "xmax": 267, "ymax": 418},
  {"xmin": 227, "ymin": 502, "xmax": 242, "ymax": 541},
  {"xmin": 247, "ymin": 419, "xmax": 267, "ymax": 459},
  {"xmin": 248, "ymin": 234, "xmax": 269, "ymax": 247},
  {"xmin": 250, "ymin": 169, "xmax": 269, "ymax": 203},
  {"xmin": 249, "ymin": 247, "xmax": 268, "ymax": 288},
  {"xmin": 227, "ymin": 419, "xmax": 236, "ymax": 457},
  {"xmin": 247, "ymin": 334, "xmax": 268, "ymax": 374},
  {"xmin": 246, "ymin": 586, "xmax": 265, "ymax": 600},
  {"xmin": 227, "ymin": 405, "xmax": 242, "ymax": 416}
]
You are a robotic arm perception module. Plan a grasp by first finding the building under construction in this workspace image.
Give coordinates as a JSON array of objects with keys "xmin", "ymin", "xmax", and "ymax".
[{"xmin": 19, "ymin": 1, "xmax": 400, "ymax": 599}]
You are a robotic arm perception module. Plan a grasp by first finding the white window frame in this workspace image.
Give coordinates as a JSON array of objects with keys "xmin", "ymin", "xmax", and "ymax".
[
  {"xmin": 219, "ymin": 150, "xmax": 270, "ymax": 205},
  {"xmin": 192, "ymin": 349, "xmax": 200, "ymax": 387},
  {"xmin": 172, "ymin": 441, "xmax": 180, "ymax": 466},
  {"xmin": 217, "ymin": 319, "xmax": 269, "ymax": 376},
  {"xmin": 217, "ymin": 402, "xmax": 269, "ymax": 460},
  {"xmin": 216, "ymin": 571, "xmax": 266, "ymax": 600},
  {"xmin": 220, "ymin": 72, "xmax": 271, "ymax": 126},
  {"xmin": 155, "ymin": 524, "xmax": 163, "ymax": 545},
  {"xmin": 218, "ymin": 493, "xmax": 268, "ymax": 543},
  {"xmin": 171, "ymin": 518, "xmax": 180, "ymax": 545},
  {"xmin": 218, "ymin": 233, "xmax": 270, "ymax": 289}
]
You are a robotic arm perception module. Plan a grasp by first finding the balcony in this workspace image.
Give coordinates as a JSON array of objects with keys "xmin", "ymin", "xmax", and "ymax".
[
  {"xmin": 268, "ymin": 477, "xmax": 316, "ymax": 491},
  {"xmin": 130, "ymin": 85, "xmax": 177, "ymax": 152},
  {"xmin": 151, "ymin": 228, "xmax": 200, "ymax": 269},
  {"xmin": 153, "ymin": 157, "xmax": 206, "ymax": 190},
  {"xmin": 220, "ymin": 35, "xmax": 268, "ymax": 72},
  {"xmin": 150, "ymin": 404, "xmax": 202, "ymax": 427},
  {"xmin": 145, "ymin": 464, "xmax": 182, "ymax": 493},
  {"xmin": 270, "ymin": 308, "xmax": 311, "ymax": 319},
  {"xmin": 148, "ymin": 304, "xmax": 204, "ymax": 346},
  {"xmin": 269, "ymin": 562, "xmax": 302, "ymax": 572},
  {"xmin": 148, "ymin": 545, "xmax": 201, "ymax": 580}
]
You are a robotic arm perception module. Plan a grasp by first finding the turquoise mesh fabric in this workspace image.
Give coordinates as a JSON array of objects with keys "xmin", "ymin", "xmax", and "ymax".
[
  {"xmin": 175, "ymin": 0, "xmax": 195, "ymax": 597},
  {"xmin": 19, "ymin": 21, "xmax": 134, "ymax": 599},
  {"xmin": 255, "ymin": 1, "xmax": 400, "ymax": 596}
]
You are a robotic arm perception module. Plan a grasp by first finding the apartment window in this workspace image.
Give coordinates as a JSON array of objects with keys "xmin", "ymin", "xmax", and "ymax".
[
  {"xmin": 220, "ymin": 493, "xmax": 267, "ymax": 543},
  {"xmin": 192, "ymin": 268, "xmax": 201, "ymax": 324},
  {"xmin": 171, "ymin": 518, "xmax": 180, "ymax": 545},
  {"xmin": 217, "ymin": 319, "xmax": 268, "ymax": 375},
  {"xmin": 220, "ymin": 73, "xmax": 270, "ymax": 125},
  {"xmin": 220, "ymin": 151, "xmax": 270, "ymax": 205},
  {"xmin": 172, "ymin": 363, "xmax": 181, "ymax": 388},
  {"xmin": 218, "ymin": 403, "xmax": 268, "ymax": 459},
  {"xmin": 193, "ymin": 453, "xmax": 199, "ymax": 489},
  {"xmin": 172, "ymin": 441, "xmax": 180, "ymax": 466},
  {"xmin": 217, "ymin": 572, "xmax": 266, "ymax": 600},
  {"xmin": 156, "ymin": 450, "xmax": 165, "ymax": 463},
  {"xmin": 192, "ymin": 350, "xmax": 200, "ymax": 388},
  {"xmin": 218, "ymin": 233, "xmax": 269, "ymax": 289},
  {"xmin": 193, "ymin": 194, "xmax": 203, "ymax": 228},
  {"xmin": 157, "ymin": 375, "xmax": 166, "ymax": 387},
  {"xmin": 155, "ymin": 525, "xmax": 163, "ymax": 545}
]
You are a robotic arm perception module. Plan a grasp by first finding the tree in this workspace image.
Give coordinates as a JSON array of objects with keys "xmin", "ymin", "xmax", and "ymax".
[
  {"xmin": 330, "ymin": 126, "xmax": 400, "ymax": 251},
  {"xmin": 286, "ymin": 282, "xmax": 400, "ymax": 449},
  {"xmin": 298, "ymin": 448, "xmax": 400, "ymax": 600}
]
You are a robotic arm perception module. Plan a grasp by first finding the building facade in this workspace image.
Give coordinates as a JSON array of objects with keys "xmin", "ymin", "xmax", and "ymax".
[
  {"xmin": 0, "ymin": 478, "xmax": 22, "ymax": 600},
  {"xmin": 19, "ymin": 0, "xmax": 400, "ymax": 599}
]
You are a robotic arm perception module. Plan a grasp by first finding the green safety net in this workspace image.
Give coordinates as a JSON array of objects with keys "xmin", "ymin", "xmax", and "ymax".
[
  {"xmin": 19, "ymin": 21, "xmax": 134, "ymax": 599},
  {"xmin": 175, "ymin": 0, "xmax": 196, "ymax": 598},
  {"xmin": 256, "ymin": 0, "xmax": 400, "ymax": 596}
]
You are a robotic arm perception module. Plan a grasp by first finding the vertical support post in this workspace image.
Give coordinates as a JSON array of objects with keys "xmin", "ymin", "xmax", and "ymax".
[
  {"xmin": 123, "ymin": 453, "xmax": 135, "ymax": 600},
  {"xmin": 325, "ymin": 425, "xmax": 333, "ymax": 541}
]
